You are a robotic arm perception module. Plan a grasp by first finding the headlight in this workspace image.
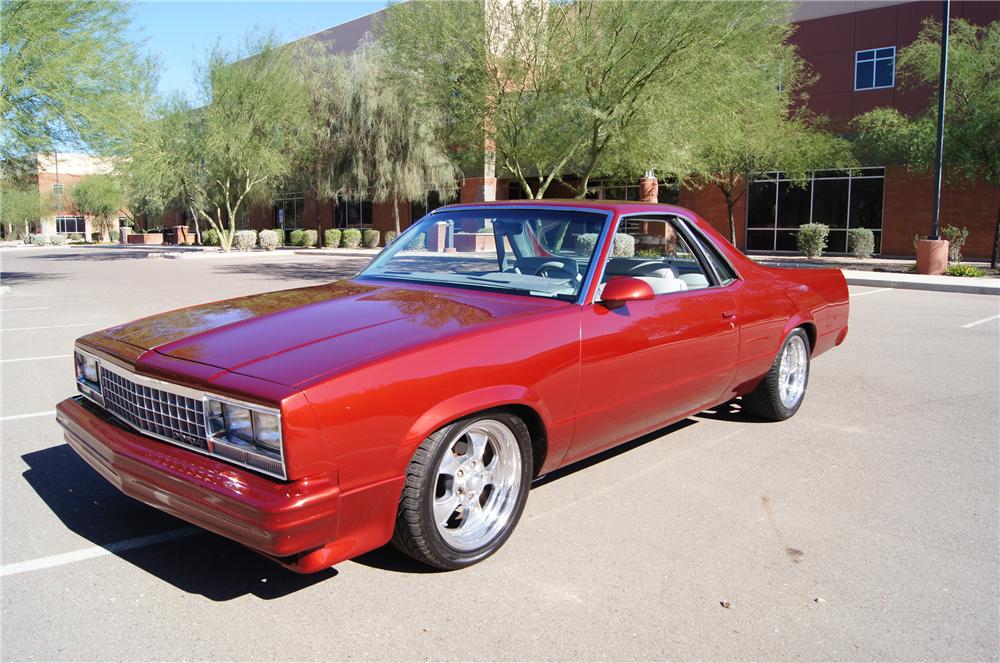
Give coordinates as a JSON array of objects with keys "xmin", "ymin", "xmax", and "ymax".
[
  {"xmin": 206, "ymin": 398, "xmax": 283, "ymax": 461},
  {"xmin": 74, "ymin": 350, "xmax": 102, "ymax": 399}
]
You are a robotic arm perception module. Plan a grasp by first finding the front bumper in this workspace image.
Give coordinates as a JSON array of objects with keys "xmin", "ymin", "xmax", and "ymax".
[{"xmin": 56, "ymin": 396, "xmax": 342, "ymax": 572}]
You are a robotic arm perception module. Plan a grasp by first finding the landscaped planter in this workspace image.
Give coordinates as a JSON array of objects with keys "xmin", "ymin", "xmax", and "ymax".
[
  {"xmin": 126, "ymin": 233, "xmax": 164, "ymax": 245},
  {"xmin": 454, "ymin": 232, "xmax": 496, "ymax": 253}
]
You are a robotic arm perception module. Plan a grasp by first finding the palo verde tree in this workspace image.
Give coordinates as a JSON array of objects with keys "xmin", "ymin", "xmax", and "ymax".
[
  {"xmin": 0, "ymin": 0, "xmax": 152, "ymax": 167},
  {"xmin": 383, "ymin": 0, "xmax": 801, "ymax": 200},
  {"xmin": 334, "ymin": 43, "xmax": 458, "ymax": 235},
  {"xmin": 0, "ymin": 185, "xmax": 51, "ymax": 239},
  {"xmin": 188, "ymin": 36, "xmax": 311, "ymax": 251},
  {"xmin": 854, "ymin": 19, "xmax": 1000, "ymax": 267},
  {"xmin": 71, "ymin": 173, "xmax": 124, "ymax": 241}
]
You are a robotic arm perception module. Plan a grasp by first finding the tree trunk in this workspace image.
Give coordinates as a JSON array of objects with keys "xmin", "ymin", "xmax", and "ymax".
[
  {"xmin": 992, "ymin": 202, "xmax": 999, "ymax": 269},
  {"xmin": 392, "ymin": 200, "xmax": 400, "ymax": 235},
  {"xmin": 727, "ymin": 199, "xmax": 737, "ymax": 247}
]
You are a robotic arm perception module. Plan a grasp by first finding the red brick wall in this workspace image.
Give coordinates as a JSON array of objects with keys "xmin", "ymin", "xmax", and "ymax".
[
  {"xmin": 678, "ymin": 183, "xmax": 748, "ymax": 250},
  {"xmin": 882, "ymin": 165, "xmax": 999, "ymax": 259}
]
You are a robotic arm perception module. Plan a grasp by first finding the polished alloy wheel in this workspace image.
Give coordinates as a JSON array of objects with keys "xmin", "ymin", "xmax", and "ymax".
[
  {"xmin": 432, "ymin": 419, "xmax": 521, "ymax": 551},
  {"xmin": 778, "ymin": 335, "xmax": 808, "ymax": 408}
]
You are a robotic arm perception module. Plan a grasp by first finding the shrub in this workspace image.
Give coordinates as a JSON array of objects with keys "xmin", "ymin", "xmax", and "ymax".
[
  {"xmin": 940, "ymin": 225, "xmax": 969, "ymax": 263},
  {"xmin": 31, "ymin": 234, "xmax": 49, "ymax": 245},
  {"xmin": 202, "ymin": 228, "xmax": 220, "ymax": 246},
  {"xmin": 406, "ymin": 232, "xmax": 427, "ymax": 251},
  {"xmin": 270, "ymin": 228, "xmax": 284, "ymax": 246},
  {"xmin": 110, "ymin": 228, "xmax": 120, "ymax": 243},
  {"xmin": 635, "ymin": 248, "xmax": 662, "ymax": 258},
  {"xmin": 302, "ymin": 229, "xmax": 318, "ymax": 247},
  {"xmin": 233, "ymin": 230, "xmax": 257, "ymax": 252},
  {"xmin": 913, "ymin": 233, "xmax": 927, "ymax": 250},
  {"xmin": 289, "ymin": 229, "xmax": 306, "ymax": 246},
  {"xmin": 797, "ymin": 223, "xmax": 829, "ymax": 257},
  {"xmin": 575, "ymin": 233, "xmax": 599, "ymax": 255},
  {"xmin": 68, "ymin": 232, "xmax": 83, "ymax": 242},
  {"xmin": 945, "ymin": 263, "xmax": 985, "ymax": 277},
  {"xmin": 847, "ymin": 228, "xmax": 876, "ymax": 259},
  {"xmin": 51, "ymin": 234, "xmax": 67, "ymax": 246},
  {"xmin": 362, "ymin": 229, "xmax": 380, "ymax": 248},
  {"xmin": 611, "ymin": 233, "xmax": 636, "ymax": 257},
  {"xmin": 258, "ymin": 229, "xmax": 279, "ymax": 251},
  {"xmin": 384, "ymin": 230, "xmax": 398, "ymax": 245},
  {"xmin": 324, "ymin": 228, "xmax": 341, "ymax": 248},
  {"xmin": 342, "ymin": 228, "xmax": 362, "ymax": 248}
]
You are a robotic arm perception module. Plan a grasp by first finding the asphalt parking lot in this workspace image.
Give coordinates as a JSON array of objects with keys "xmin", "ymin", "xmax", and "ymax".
[{"xmin": 2, "ymin": 245, "xmax": 998, "ymax": 661}]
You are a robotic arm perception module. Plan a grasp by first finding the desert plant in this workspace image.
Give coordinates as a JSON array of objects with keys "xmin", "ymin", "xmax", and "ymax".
[
  {"xmin": 258, "ymin": 229, "xmax": 279, "ymax": 251},
  {"xmin": 384, "ymin": 230, "xmax": 398, "ymax": 245},
  {"xmin": 611, "ymin": 233, "xmax": 636, "ymax": 257},
  {"xmin": 913, "ymin": 233, "xmax": 927, "ymax": 250},
  {"xmin": 797, "ymin": 223, "xmax": 829, "ymax": 257},
  {"xmin": 68, "ymin": 232, "xmax": 82, "ymax": 242},
  {"xmin": 202, "ymin": 228, "xmax": 220, "ymax": 246},
  {"xmin": 362, "ymin": 229, "xmax": 380, "ymax": 248},
  {"xmin": 847, "ymin": 228, "xmax": 876, "ymax": 259},
  {"xmin": 31, "ymin": 234, "xmax": 50, "ymax": 245},
  {"xmin": 270, "ymin": 228, "xmax": 285, "ymax": 246},
  {"xmin": 233, "ymin": 230, "xmax": 257, "ymax": 252},
  {"xmin": 324, "ymin": 228, "xmax": 341, "ymax": 248},
  {"xmin": 945, "ymin": 263, "xmax": 985, "ymax": 277},
  {"xmin": 575, "ymin": 233, "xmax": 600, "ymax": 255},
  {"xmin": 342, "ymin": 228, "xmax": 362, "ymax": 248},
  {"xmin": 289, "ymin": 229, "xmax": 306, "ymax": 246},
  {"xmin": 302, "ymin": 229, "xmax": 318, "ymax": 247},
  {"xmin": 940, "ymin": 225, "xmax": 969, "ymax": 263},
  {"xmin": 51, "ymin": 234, "xmax": 67, "ymax": 246},
  {"xmin": 110, "ymin": 228, "xmax": 120, "ymax": 243}
]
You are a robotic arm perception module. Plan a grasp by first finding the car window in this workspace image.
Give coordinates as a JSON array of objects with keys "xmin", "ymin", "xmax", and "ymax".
[
  {"xmin": 360, "ymin": 208, "xmax": 609, "ymax": 301},
  {"xmin": 599, "ymin": 216, "xmax": 714, "ymax": 296},
  {"xmin": 685, "ymin": 224, "xmax": 738, "ymax": 285}
]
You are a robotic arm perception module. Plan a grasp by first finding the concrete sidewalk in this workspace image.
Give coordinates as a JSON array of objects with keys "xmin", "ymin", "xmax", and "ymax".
[{"xmin": 841, "ymin": 269, "xmax": 1000, "ymax": 295}]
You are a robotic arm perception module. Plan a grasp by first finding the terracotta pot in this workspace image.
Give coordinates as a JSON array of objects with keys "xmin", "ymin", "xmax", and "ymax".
[{"xmin": 916, "ymin": 238, "xmax": 949, "ymax": 275}]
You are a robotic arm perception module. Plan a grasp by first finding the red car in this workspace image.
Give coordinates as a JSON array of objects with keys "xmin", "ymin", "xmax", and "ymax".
[{"xmin": 56, "ymin": 201, "xmax": 848, "ymax": 572}]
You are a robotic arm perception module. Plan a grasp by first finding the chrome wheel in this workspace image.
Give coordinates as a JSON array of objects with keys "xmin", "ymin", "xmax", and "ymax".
[
  {"xmin": 432, "ymin": 419, "xmax": 522, "ymax": 551},
  {"xmin": 778, "ymin": 335, "xmax": 808, "ymax": 408}
]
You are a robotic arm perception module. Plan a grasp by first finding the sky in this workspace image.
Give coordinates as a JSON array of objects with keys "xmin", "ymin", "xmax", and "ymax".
[{"xmin": 131, "ymin": 1, "xmax": 388, "ymax": 100}]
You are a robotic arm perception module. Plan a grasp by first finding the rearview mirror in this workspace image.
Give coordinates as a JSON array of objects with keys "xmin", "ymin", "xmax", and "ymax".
[{"xmin": 600, "ymin": 277, "xmax": 655, "ymax": 308}]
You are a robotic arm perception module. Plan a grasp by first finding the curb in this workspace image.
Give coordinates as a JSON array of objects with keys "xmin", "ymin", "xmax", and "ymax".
[{"xmin": 843, "ymin": 274, "xmax": 1000, "ymax": 296}]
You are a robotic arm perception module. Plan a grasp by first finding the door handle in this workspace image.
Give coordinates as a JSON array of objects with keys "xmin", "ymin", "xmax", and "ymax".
[{"xmin": 722, "ymin": 310, "xmax": 737, "ymax": 319}]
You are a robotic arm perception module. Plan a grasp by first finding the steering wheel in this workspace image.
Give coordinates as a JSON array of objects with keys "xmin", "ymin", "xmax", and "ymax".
[{"xmin": 533, "ymin": 260, "xmax": 576, "ymax": 280}]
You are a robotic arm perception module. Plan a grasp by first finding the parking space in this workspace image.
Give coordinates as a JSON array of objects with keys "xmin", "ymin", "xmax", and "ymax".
[{"xmin": 1, "ymin": 247, "xmax": 998, "ymax": 661}]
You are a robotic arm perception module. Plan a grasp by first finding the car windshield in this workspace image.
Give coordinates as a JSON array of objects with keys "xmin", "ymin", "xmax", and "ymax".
[{"xmin": 358, "ymin": 208, "xmax": 610, "ymax": 301}]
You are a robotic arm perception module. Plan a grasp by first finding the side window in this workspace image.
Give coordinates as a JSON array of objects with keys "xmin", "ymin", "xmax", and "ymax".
[
  {"xmin": 686, "ymin": 225, "xmax": 738, "ymax": 285},
  {"xmin": 603, "ymin": 216, "xmax": 713, "ymax": 294}
]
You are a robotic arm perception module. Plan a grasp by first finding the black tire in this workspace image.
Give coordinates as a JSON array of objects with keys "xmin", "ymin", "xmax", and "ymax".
[
  {"xmin": 743, "ymin": 328, "xmax": 811, "ymax": 421},
  {"xmin": 392, "ymin": 411, "xmax": 533, "ymax": 570}
]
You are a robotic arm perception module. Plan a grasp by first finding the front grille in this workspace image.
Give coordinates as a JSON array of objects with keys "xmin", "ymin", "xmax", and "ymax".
[{"xmin": 101, "ymin": 369, "xmax": 209, "ymax": 450}]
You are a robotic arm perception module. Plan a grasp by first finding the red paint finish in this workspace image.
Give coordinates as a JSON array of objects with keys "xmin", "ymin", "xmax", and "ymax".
[{"xmin": 57, "ymin": 201, "xmax": 849, "ymax": 572}]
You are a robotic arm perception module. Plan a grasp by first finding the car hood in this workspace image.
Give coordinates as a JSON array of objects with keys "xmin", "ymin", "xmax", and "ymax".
[{"xmin": 81, "ymin": 279, "xmax": 566, "ymax": 387}]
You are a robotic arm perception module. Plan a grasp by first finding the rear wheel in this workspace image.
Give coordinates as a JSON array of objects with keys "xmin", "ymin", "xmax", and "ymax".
[
  {"xmin": 744, "ymin": 328, "xmax": 811, "ymax": 421},
  {"xmin": 392, "ymin": 412, "xmax": 532, "ymax": 570}
]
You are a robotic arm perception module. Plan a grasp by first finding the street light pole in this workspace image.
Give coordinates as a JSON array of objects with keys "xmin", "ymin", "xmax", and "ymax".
[{"xmin": 929, "ymin": 0, "xmax": 950, "ymax": 240}]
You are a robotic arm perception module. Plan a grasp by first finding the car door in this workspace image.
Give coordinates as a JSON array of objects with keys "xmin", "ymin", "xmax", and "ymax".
[{"xmin": 566, "ymin": 215, "xmax": 740, "ymax": 465}]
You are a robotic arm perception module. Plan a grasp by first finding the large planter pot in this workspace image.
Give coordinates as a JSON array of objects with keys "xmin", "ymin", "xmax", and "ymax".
[
  {"xmin": 916, "ymin": 238, "xmax": 948, "ymax": 275},
  {"xmin": 126, "ymin": 233, "xmax": 164, "ymax": 245},
  {"xmin": 454, "ymin": 232, "xmax": 497, "ymax": 253}
]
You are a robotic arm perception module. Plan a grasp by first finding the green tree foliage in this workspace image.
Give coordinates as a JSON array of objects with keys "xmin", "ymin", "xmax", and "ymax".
[
  {"xmin": 0, "ymin": 0, "xmax": 152, "ymax": 165},
  {"xmin": 71, "ymin": 174, "xmax": 123, "ymax": 241},
  {"xmin": 854, "ymin": 19, "xmax": 1000, "ymax": 266},
  {"xmin": 383, "ymin": 0, "xmax": 804, "ymax": 200},
  {"xmin": 0, "ymin": 185, "xmax": 51, "ymax": 238},
  {"xmin": 334, "ymin": 43, "xmax": 458, "ymax": 234},
  {"xmin": 685, "ymin": 54, "xmax": 854, "ymax": 244}
]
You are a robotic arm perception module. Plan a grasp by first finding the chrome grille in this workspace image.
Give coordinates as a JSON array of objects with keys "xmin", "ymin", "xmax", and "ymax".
[{"xmin": 100, "ymin": 368, "xmax": 209, "ymax": 451}]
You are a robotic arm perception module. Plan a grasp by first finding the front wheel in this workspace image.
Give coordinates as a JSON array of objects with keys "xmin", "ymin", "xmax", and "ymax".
[
  {"xmin": 743, "ymin": 328, "xmax": 811, "ymax": 421},
  {"xmin": 392, "ymin": 412, "xmax": 532, "ymax": 570}
]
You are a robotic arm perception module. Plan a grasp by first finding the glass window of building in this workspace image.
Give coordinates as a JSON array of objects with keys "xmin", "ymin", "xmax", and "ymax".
[
  {"xmin": 855, "ymin": 47, "xmax": 895, "ymax": 90},
  {"xmin": 746, "ymin": 169, "xmax": 884, "ymax": 253},
  {"xmin": 273, "ymin": 193, "xmax": 304, "ymax": 230},
  {"xmin": 56, "ymin": 216, "xmax": 85, "ymax": 234}
]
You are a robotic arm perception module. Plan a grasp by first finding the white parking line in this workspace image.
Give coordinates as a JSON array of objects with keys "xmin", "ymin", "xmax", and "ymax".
[
  {"xmin": 1, "ymin": 322, "xmax": 96, "ymax": 332},
  {"xmin": 0, "ymin": 527, "xmax": 200, "ymax": 577},
  {"xmin": 1, "ymin": 410, "xmax": 56, "ymax": 422},
  {"xmin": 961, "ymin": 313, "xmax": 1000, "ymax": 329},
  {"xmin": 1, "ymin": 354, "xmax": 72, "ymax": 364},
  {"xmin": 0, "ymin": 306, "xmax": 50, "ymax": 312},
  {"xmin": 850, "ymin": 287, "xmax": 893, "ymax": 298}
]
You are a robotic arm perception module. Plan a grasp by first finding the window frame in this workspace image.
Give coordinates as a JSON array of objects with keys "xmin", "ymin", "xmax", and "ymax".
[
  {"xmin": 55, "ymin": 215, "xmax": 86, "ymax": 234},
  {"xmin": 854, "ymin": 46, "xmax": 896, "ymax": 91},
  {"xmin": 587, "ymin": 212, "xmax": 741, "ymax": 304}
]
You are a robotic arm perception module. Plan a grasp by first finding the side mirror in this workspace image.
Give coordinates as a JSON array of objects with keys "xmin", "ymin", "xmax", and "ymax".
[{"xmin": 600, "ymin": 277, "xmax": 655, "ymax": 308}]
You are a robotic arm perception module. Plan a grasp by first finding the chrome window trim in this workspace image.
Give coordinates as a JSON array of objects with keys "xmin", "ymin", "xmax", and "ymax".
[
  {"xmin": 74, "ymin": 345, "xmax": 287, "ymax": 480},
  {"xmin": 676, "ymin": 216, "xmax": 743, "ymax": 284}
]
